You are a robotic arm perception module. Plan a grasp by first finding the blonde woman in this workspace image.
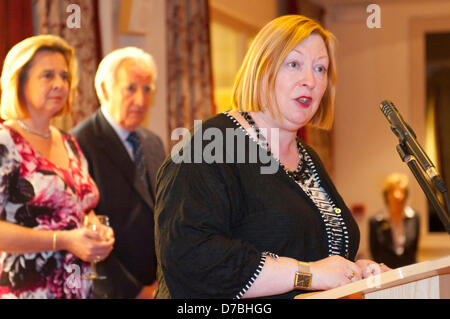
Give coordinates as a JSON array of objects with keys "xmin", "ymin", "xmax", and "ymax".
[
  {"xmin": 154, "ymin": 15, "xmax": 388, "ymax": 299},
  {"xmin": 0, "ymin": 35, "xmax": 114, "ymax": 299}
]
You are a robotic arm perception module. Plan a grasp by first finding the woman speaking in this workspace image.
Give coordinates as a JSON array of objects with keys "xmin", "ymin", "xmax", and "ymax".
[{"xmin": 155, "ymin": 15, "xmax": 389, "ymax": 299}]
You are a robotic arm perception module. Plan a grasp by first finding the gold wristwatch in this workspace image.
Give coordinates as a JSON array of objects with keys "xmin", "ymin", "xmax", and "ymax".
[{"xmin": 294, "ymin": 261, "xmax": 312, "ymax": 290}]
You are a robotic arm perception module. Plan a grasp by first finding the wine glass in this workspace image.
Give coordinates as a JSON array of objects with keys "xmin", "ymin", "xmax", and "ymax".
[{"xmin": 83, "ymin": 214, "xmax": 109, "ymax": 280}]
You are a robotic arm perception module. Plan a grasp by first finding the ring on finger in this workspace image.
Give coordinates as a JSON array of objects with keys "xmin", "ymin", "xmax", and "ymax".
[{"xmin": 346, "ymin": 270, "xmax": 356, "ymax": 281}]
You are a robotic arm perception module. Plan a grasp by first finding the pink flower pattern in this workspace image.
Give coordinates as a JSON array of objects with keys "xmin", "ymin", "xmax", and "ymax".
[{"xmin": 0, "ymin": 124, "xmax": 99, "ymax": 299}]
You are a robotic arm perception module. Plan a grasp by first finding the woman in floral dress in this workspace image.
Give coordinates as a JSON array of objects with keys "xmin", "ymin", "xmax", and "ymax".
[{"xmin": 0, "ymin": 35, "xmax": 115, "ymax": 299}]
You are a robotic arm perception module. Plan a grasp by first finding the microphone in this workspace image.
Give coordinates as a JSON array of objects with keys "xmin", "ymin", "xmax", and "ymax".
[{"xmin": 380, "ymin": 100, "xmax": 447, "ymax": 194}]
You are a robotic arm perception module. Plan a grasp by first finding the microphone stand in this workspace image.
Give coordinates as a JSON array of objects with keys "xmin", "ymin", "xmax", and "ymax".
[{"xmin": 396, "ymin": 143, "xmax": 450, "ymax": 234}]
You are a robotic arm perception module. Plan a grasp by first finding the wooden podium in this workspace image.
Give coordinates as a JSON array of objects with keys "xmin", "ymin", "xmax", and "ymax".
[{"xmin": 295, "ymin": 255, "xmax": 450, "ymax": 299}]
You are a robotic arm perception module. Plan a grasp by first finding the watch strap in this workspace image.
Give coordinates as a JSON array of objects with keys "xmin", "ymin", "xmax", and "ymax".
[{"xmin": 297, "ymin": 261, "xmax": 310, "ymax": 273}]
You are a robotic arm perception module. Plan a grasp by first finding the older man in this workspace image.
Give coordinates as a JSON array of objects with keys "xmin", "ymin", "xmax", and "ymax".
[{"xmin": 71, "ymin": 47, "xmax": 165, "ymax": 299}]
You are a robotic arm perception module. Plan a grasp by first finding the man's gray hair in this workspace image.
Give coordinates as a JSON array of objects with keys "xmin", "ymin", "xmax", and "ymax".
[{"xmin": 95, "ymin": 47, "xmax": 157, "ymax": 105}]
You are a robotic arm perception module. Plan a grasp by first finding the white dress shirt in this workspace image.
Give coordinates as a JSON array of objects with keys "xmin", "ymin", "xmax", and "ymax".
[{"xmin": 101, "ymin": 106, "xmax": 135, "ymax": 161}]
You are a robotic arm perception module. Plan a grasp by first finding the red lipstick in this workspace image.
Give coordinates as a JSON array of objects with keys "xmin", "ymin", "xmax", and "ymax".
[{"xmin": 296, "ymin": 96, "xmax": 312, "ymax": 108}]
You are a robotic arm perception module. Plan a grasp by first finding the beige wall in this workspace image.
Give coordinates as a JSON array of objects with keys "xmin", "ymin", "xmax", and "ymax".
[
  {"xmin": 210, "ymin": 0, "xmax": 279, "ymax": 113},
  {"xmin": 211, "ymin": 0, "xmax": 279, "ymax": 29},
  {"xmin": 317, "ymin": 0, "xmax": 450, "ymax": 259}
]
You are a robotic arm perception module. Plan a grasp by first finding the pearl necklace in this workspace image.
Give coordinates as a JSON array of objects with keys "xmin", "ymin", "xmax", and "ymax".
[{"xmin": 17, "ymin": 120, "xmax": 52, "ymax": 139}]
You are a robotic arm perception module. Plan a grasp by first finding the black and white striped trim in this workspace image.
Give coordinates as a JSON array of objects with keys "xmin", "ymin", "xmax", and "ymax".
[
  {"xmin": 225, "ymin": 111, "xmax": 264, "ymax": 148},
  {"xmin": 224, "ymin": 111, "xmax": 282, "ymax": 165},
  {"xmin": 297, "ymin": 142, "xmax": 350, "ymax": 258},
  {"xmin": 234, "ymin": 252, "xmax": 279, "ymax": 299}
]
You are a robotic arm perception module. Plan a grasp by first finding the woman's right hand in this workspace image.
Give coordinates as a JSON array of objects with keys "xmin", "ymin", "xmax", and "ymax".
[
  {"xmin": 57, "ymin": 228, "xmax": 115, "ymax": 263},
  {"xmin": 309, "ymin": 255, "xmax": 362, "ymax": 290}
]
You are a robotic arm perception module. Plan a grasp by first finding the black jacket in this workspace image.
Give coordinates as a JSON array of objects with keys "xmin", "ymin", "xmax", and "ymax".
[
  {"xmin": 71, "ymin": 109, "xmax": 166, "ymax": 298},
  {"xmin": 154, "ymin": 112, "xmax": 360, "ymax": 299},
  {"xmin": 369, "ymin": 208, "xmax": 420, "ymax": 268}
]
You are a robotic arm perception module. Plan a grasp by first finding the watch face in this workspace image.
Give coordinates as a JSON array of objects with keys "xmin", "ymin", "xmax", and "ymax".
[
  {"xmin": 295, "ymin": 272, "xmax": 312, "ymax": 289},
  {"xmin": 298, "ymin": 276, "xmax": 309, "ymax": 286}
]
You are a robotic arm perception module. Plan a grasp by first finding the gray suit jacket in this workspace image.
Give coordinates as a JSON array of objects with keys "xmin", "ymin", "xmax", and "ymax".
[{"xmin": 71, "ymin": 109, "xmax": 166, "ymax": 298}]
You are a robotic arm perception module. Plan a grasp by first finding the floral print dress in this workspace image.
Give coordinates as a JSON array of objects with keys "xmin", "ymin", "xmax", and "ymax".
[{"xmin": 0, "ymin": 124, "xmax": 99, "ymax": 299}]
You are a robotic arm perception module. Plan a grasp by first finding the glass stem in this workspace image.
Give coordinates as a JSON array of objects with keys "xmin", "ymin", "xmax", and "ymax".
[{"xmin": 90, "ymin": 262, "xmax": 96, "ymax": 277}]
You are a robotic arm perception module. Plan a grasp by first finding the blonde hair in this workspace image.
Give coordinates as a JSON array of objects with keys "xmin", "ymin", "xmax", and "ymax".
[
  {"xmin": 232, "ymin": 15, "xmax": 337, "ymax": 130},
  {"xmin": 0, "ymin": 34, "xmax": 78, "ymax": 120},
  {"xmin": 383, "ymin": 173, "xmax": 409, "ymax": 204},
  {"xmin": 95, "ymin": 47, "xmax": 157, "ymax": 106}
]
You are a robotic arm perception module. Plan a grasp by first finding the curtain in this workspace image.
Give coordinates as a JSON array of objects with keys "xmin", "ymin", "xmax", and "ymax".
[
  {"xmin": 166, "ymin": 0, "xmax": 214, "ymax": 148},
  {"xmin": 34, "ymin": 0, "xmax": 102, "ymax": 130},
  {"xmin": 0, "ymin": 0, "xmax": 34, "ymax": 108},
  {"xmin": 280, "ymin": 0, "xmax": 333, "ymax": 175}
]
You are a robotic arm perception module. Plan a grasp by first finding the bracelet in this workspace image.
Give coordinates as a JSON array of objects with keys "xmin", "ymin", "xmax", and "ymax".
[{"xmin": 52, "ymin": 231, "xmax": 57, "ymax": 251}]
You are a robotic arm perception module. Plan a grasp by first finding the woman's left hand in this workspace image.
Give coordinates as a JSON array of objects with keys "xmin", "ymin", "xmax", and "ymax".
[{"xmin": 355, "ymin": 259, "xmax": 391, "ymax": 279}]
